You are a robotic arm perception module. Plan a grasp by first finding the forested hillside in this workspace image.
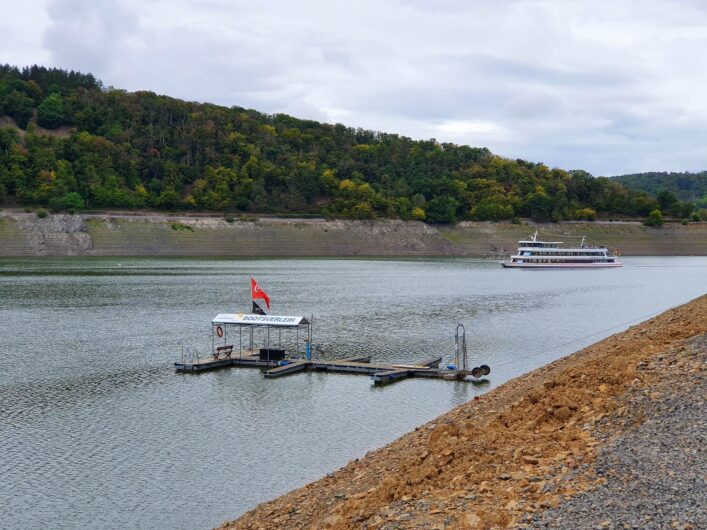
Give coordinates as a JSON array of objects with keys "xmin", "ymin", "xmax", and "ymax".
[
  {"xmin": 0, "ymin": 64, "xmax": 697, "ymax": 222},
  {"xmin": 613, "ymin": 172, "xmax": 707, "ymax": 208}
]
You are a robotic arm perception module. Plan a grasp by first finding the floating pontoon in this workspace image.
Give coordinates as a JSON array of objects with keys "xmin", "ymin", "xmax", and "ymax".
[{"xmin": 175, "ymin": 313, "xmax": 490, "ymax": 385}]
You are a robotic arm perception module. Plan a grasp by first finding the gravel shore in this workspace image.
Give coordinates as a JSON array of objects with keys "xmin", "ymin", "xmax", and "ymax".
[
  {"xmin": 220, "ymin": 295, "xmax": 707, "ymax": 530},
  {"xmin": 522, "ymin": 335, "xmax": 706, "ymax": 530}
]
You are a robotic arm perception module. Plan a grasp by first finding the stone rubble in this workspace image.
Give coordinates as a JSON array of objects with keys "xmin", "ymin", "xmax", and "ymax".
[
  {"xmin": 218, "ymin": 295, "xmax": 706, "ymax": 530},
  {"xmin": 521, "ymin": 335, "xmax": 706, "ymax": 530}
]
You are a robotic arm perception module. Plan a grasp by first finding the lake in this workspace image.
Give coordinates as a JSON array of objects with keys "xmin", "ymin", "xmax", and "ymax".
[{"xmin": 1, "ymin": 257, "xmax": 705, "ymax": 529}]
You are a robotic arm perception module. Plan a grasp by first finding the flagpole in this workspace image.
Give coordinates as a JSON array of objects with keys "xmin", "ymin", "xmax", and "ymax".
[{"xmin": 249, "ymin": 276, "xmax": 254, "ymax": 351}]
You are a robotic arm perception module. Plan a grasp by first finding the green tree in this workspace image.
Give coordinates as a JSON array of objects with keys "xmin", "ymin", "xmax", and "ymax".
[
  {"xmin": 37, "ymin": 93, "xmax": 66, "ymax": 129},
  {"xmin": 426, "ymin": 196, "xmax": 459, "ymax": 223},
  {"xmin": 471, "ymin": 200, "xmax": 513, "ymax": 221},
  {"xmin": 2, "ymin": 90, "xmax": 34, "ymax": 128},
  {"xmin": 644, "ymin": 209, "xmax": 664, "ymax": 227},
  {"xmin": 526, "ymin": 186, "xmax": 554, "ymax": 221},
  {"xmin": 49, "ymin": 191, "xmax": 84, "ymax": 211},
  {"xmin": 657, "ymin": 190, "xmax": 678, "ymax": 212},
  {"xmin": 155, "ymin": 187, "xmax": 181, "ymax": 208},
  {"xmin": 394, "ymin": 197, "xmax": 412, "ymax": 219},
  {"xmin": 672, "ymin": 201, "xmax": 694, "ymax": 219},
  {"xmin": 351, "ymin": 201, "xmax": 374, "ymax": 219}
]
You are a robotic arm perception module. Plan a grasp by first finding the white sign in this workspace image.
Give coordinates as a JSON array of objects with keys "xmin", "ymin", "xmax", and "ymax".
[{"xmin": 212, "ymin": 313, "xmax": 305, "ymax": 326}]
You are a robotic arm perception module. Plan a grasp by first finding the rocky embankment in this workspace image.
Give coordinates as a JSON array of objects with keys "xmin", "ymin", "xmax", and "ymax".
[
  {"xmin": 0, "ymin": 212, "xmax": 455, "ymax": 256},
  {"xmin": 1, "ymin": 210, "xmax": 706, "ymax": 256},
  {"xmin": 220, "ymin": 294, "xmax": 707, "ymax": 530}
]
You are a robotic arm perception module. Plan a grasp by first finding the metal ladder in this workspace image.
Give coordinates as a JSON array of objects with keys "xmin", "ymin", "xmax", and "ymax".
[{"xmin": 453, "ymin": 323, "xmax": 469, "ymax": 372}]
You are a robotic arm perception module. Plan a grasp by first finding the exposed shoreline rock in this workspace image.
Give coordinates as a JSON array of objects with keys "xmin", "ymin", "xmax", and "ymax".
[
  {"xmin": 13, "ymin": 213, "xmax": 92, "ymax": 255},
  {"xmin": 1, "ymin": 211, "xmax": 706, "ymax": 257},
  {"xmin": 218, "ymin": 294, "xmax": 707, "ymax": 529}
]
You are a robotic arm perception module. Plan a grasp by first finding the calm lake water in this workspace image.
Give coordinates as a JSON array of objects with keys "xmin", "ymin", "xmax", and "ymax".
[{"xmin": 1, "ymin": 257, "xmax": 706, "ymax": 529}]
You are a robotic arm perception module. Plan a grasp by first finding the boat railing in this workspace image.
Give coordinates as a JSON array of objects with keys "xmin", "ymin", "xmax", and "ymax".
[
  {"xmin": 180, "ymin": 345, "xmax": 201, "ymax": 363},
  {"xmin": 579, "ymin": 244, "xmax": 607, "ymax": 249}
]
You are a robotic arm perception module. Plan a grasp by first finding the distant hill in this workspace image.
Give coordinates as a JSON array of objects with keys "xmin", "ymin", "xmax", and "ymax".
[
  {"xmin": 613, "ymin": 172, "xmax": 707, "ymax": 206},
  {"xmin": 0, "ymin": 64, "xmax": 688, "ymax": 222}
]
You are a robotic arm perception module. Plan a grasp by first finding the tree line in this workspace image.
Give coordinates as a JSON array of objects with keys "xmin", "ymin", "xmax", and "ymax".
[
  {"xmin": 613, "ymin": 172, "xmax": 707, "ymax": 209},
  {"xmin": 0, "ymin": 64, "xmax": 701, "ymax": 223}
]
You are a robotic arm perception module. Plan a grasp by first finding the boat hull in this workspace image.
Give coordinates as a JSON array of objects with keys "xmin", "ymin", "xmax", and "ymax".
[{"xmin": 501, "ymin": 261, "xmax": 622, "ymax": 269}]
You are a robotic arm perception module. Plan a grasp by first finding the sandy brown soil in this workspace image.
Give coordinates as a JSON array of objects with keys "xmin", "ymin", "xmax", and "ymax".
[{"xmin": 219, "ymin": 294, "xmax": 707, "ymax": 529}]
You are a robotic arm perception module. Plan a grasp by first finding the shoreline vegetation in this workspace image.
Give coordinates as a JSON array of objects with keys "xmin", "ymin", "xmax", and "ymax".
[
  {"xmin": 0, "ymin": 210, "xmax": 706, "ymax": 257},
  {"xmin": 219, "ymin": 294, "xmax": 707, "ymax": 530},
  {"xmin": 2, "ymin": 65, "xmax": 706, "ymax": 228}
]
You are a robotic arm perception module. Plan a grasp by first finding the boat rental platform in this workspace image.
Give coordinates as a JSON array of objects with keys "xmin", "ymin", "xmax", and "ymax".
[{"xmin": 175, "ymin": 313, "xmax": 489, "ymax": 385}]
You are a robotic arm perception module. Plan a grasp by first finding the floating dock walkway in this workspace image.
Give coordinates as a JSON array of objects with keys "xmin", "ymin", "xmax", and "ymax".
[
  {"xmin": 174, "ymin": 352, "xmax": 480, "ymax": 385},
  {"xmin": 176, "ymin": 313, "xmax": 489, "ymax": 385}
]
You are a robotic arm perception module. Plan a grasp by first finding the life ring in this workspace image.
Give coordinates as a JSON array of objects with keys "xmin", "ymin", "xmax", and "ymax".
[{"xmin": 215, "ymin": 325, "xmax": 224, "ymax": 338}]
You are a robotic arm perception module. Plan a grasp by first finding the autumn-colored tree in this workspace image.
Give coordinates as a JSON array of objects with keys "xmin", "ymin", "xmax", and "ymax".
[{"xmin": 0, "ymin": 63, "xmax": 681, "ymax": 220}]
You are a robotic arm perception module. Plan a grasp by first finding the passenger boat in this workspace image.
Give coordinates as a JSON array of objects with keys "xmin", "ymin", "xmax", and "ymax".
[{"xmin": 501, "ymin": 231, "xmax": 622, "ymax": 269}]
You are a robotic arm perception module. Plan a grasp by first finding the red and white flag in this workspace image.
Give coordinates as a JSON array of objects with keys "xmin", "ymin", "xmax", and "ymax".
[{"xmin": 250, "ymin": 277, "xmax": 271, "ymax": 309}]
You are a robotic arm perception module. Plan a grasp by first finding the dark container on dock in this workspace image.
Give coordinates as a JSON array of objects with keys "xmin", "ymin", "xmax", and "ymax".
[{"xmin": 259, "ymin": 348, "xmax": 286, "ymax": 361}]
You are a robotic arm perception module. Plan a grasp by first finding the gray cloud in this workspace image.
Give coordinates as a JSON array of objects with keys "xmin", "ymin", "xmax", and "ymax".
[
  {"xmin": 5, "ymin": 0, "xmax": 706, "ymax": 175},
  {"xmin": 43, "ymin": 0, "xmax": 138, "ymax": 74}
]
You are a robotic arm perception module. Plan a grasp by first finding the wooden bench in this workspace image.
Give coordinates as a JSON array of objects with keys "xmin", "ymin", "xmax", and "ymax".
[{"xmin": 214, "ymin": 345, "xmax": 234, "ymax": 359}]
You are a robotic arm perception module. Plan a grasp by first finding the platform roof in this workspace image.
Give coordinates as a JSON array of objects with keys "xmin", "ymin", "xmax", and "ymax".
[{"xmin": 212, "ymin": 313, "xmax": 309, "ymax": 327}]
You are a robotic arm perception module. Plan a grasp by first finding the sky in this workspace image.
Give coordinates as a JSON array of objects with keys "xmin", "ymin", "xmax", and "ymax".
[{"xmin": 2, "ymin": 0, "xmax": 707, "ymax": 176}]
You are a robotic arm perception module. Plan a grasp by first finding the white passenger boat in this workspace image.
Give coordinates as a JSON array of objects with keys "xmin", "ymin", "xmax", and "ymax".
[{"xmin": 501, "ymin": 231, "xmax": 622, "ymax": 269}]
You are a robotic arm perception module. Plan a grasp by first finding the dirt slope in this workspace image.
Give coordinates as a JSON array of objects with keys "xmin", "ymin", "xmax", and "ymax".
[{"xmin": 219, "ymin": 294, "xmax": 707, "ymax": 529}]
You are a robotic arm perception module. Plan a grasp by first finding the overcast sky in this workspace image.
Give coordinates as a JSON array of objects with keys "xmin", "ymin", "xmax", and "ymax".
[{"xmin": 2, "ymin": 0, "xmax": 707, "ymax": 176}]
